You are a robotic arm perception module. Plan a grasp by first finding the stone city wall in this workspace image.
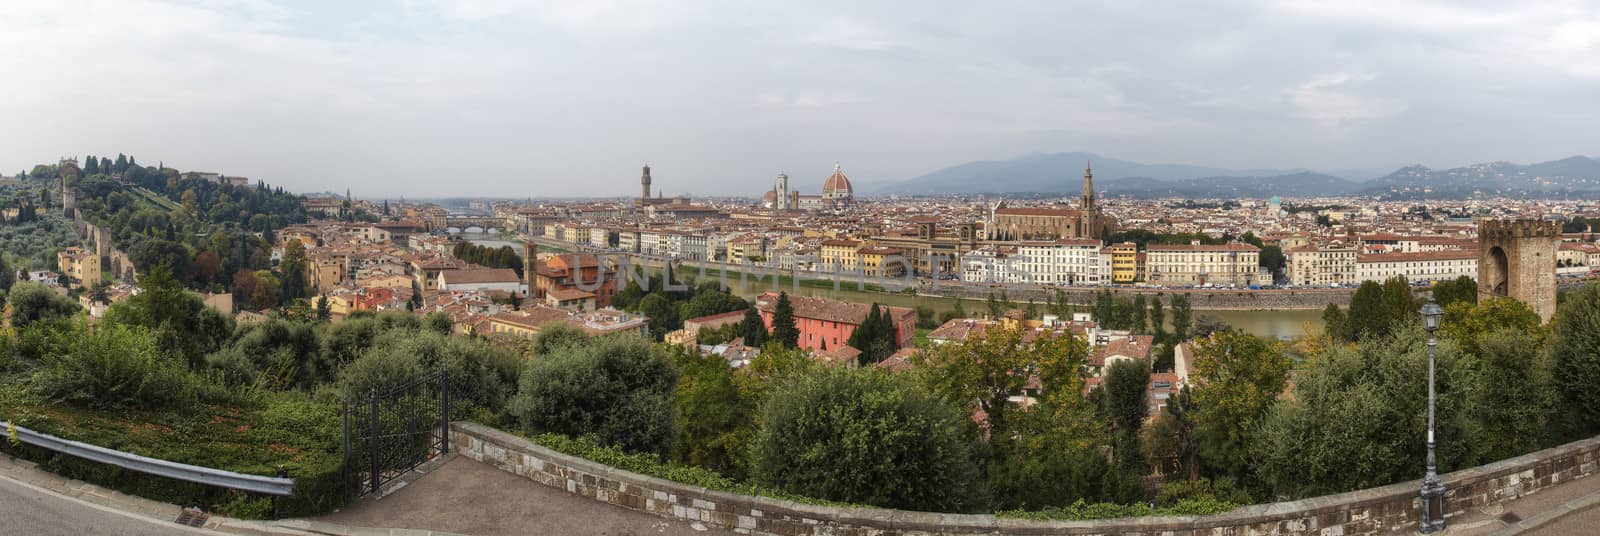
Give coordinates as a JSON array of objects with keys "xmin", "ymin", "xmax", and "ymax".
[{"xmin": 451, "ymin": 422, "xmax": 1600, "ymax": 535}]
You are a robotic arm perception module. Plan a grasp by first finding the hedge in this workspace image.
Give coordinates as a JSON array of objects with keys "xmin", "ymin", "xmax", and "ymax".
[{"xmin": 0, "ymin": 383, "xmax": 346, "ymax": 518}]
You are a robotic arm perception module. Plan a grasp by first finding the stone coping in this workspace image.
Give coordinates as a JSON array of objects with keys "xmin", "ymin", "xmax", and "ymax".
[{"xmin": 451, "ymin": 421, "xmax": 1600, "ymax": 534}]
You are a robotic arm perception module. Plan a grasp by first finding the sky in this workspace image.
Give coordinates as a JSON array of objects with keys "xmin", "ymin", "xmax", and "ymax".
[{"xmin": 3, "ymin": 0, "xmax": 1599, "ymax": 197}]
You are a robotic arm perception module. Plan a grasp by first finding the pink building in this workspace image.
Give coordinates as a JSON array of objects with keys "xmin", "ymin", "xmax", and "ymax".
[{"xmin": 753, "ymin": 292, "xmax": 916, "ymax": 352}]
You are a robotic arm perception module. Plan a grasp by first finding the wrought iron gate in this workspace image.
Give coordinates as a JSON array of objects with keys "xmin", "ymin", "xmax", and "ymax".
[{"xmin": 343, "ymin": 367, "xmax": 452, "ymax": 498}]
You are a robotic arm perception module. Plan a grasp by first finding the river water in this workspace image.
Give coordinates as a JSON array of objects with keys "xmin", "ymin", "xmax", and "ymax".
[{"xmin": 462, "ymin": 233, "xmax": 1325, "ymax": 339}]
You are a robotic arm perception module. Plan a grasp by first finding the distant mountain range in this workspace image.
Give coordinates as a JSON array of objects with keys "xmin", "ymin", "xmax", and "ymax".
[{"xmin": 874, "ymin": 152, "xmax": 1600, "ymax": 199}]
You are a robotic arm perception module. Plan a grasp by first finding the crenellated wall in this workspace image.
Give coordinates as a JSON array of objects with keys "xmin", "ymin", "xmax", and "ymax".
[{"xmin": 450, "ymin": 422, "xmax": 1600, "ymax": 535}]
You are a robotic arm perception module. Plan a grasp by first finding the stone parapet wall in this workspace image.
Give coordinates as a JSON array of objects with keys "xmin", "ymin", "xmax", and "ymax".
[{"xmin": 450, "ymin": 423, "xmax": 1600, "ymax": 535}]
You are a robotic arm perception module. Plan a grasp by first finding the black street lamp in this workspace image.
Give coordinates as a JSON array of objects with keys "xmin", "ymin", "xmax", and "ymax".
[{"xmin": 1419, "ymin": 297, "xmax": 1445, "ymax": 533}]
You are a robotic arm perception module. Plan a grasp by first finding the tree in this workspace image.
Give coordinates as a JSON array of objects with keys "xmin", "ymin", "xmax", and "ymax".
[
  {"xmin": 1549, "ymin": 284, "xmax": 1600, "ymax": 439},
  {"xmin": 315, "ymin": 294, "xmax": 333, "ymax": 321},
  {"xmin": 252, "ymin": 270, "xmax": 281, "ymax": 309},
  {"xmin": 916, "ymin": 323, "xmax": 1088, "ymax": 439},
  {"xmin": 0, "ymin": 255, "xmax": 15, "ymax": 293},
  {"xmin": 637, "ymin": 293, "xmax": 679, "ymax": 340},
  {"xmin": 1190, "ymin": 329, "xmax": 1289, "ymax": 480},
  {"xmin": 8, "ymin": 281, "xmax": 80, "ymax": 328},
  {"xmin": 1468, "ymin": 328, "xmax": 1555, "ymax": 462},
  {"xmin": 1170, "ymin": 293, "xmax": 1193, "ymax": 341},
  {"xmin": 103, "ymin": 266, "xmax": 234, "ymax": 368},
  {"xmin": 192, "ymin": 250, "xmax": 222, "ymax": 285},
  {"xmin": 1148, "ymin": 295, "xmax": 1167, "ymax": 342},
  {"xmin": 1255, "ymin": 329, "xmax": 1472, "ymax": 498},
  {"xmin": 231, "ymin": 269, "xmax": 260, "ymax": 310},
  {"xmin": 1131, "ymin": 294, "xmax": 1148, "ymax": 334},
  {"xmin": 769, "ymin": 292, "xmax": 800, "ymax": 348},
  {"xmin": 1431, "ymin": 276, "xmax": 1478, "ymax": 308},
  {"xmin": 508, "ymin": 336, "xmax": 678, "ymax": 456},
  {"xmin": 737, "ymin": 307, "xmax": 767, "ymax": 347},
  {"xmin": 1258, "ymin": 246, "xmax": 1286, "ymax": 280},
  {"xmin": 129, "ymin": 239, "xmax": 193, "ymax": 283},
  {"xmin": 279, "ymin": 240, "xmax": 309, "ymax": 301},
  {"xmin": 847, "ymin": 304, "xmax": 882, "ymax": 359},
  {"xmin": 1321, "ymin": 302, "xmax": 1349, "ymax": 341},
  {"xmin": 749, "ymin": 367, "xmax": 987, "ymax": 512},
  {"xmin": 670, "ymin": 346, "xmax": 752, "ymax": 477},
  {"xmin": 1147, "ymin": 386, "xmax": 1200, "ymax": 481},
  {"xmin": 1102, "ymin": 358, "xmax": 1150, "ymax": 493}
]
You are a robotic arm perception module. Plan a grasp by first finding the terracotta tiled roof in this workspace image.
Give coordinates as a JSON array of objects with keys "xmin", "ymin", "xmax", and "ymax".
[
  {"xmin": 443, "ymin": 268, "xmax": 520, "ymax": 285},
  {"xmin": 1146, "ymin": 243, "xmax": 1260, "ymax": 252},
  {"xmin": 995, "ymin": 208, "xmax": 1079, "ymax": 217},
  {"xmin": 1355, "ymin": 250, "xmax": 1475, "ymax": 263},
  {"xmin": 753, "ymin": 292, "xmax": 913, "ymax": 326}
]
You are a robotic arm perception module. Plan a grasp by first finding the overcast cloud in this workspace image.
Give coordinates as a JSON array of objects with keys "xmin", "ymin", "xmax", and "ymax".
[{"xmin": 2, "ymin": 0, "xmax": 1598, "ymax": 197}]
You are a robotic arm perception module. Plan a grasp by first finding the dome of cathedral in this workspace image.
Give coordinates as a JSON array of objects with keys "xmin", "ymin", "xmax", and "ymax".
[
  {"xmin": 822, "ymin": 163, "xmax": 853, "ymax": 197},
  {"xmin": 762, "ymin": 190, "xmax": 777, "ymax": 204}
]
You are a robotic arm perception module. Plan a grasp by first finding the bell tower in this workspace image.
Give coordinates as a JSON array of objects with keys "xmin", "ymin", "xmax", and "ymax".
[
  {"xmin": 640, "ymin": 164, "xmax": 652, "ymax": 201},
  {"xmin": 1080, "ymin": 161, "xmax": 1095, "ymax": 210}
]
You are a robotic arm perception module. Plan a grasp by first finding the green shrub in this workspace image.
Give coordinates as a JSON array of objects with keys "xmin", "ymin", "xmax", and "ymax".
[
  {"xmin": 509, "ymin": 335, "xmax": 677, "ymax": 456},
  {"xmin": 31, "ymin": 323, "xmax": 200, "ymax": 409},
  {"xmin": 336, "ymin": 330, "xmax": 520, "ymax": 411},
  {"xmin": 998, "ymin": 498, "xmax": 1238, "ymax": 520},
  {"xmin": 8, "ymin": 281, "xmax": 79, "ymax": 329},
  {"xmin": 749, "ymin": 367, "xmax": 987, "ymax": 512},
  {"xmin": 0, "ymin": 387, "xmax": 345, "ymax": 519},
  {"xmin": 528, "ymin": 432, "xmax": 840, "ymax": 506}
]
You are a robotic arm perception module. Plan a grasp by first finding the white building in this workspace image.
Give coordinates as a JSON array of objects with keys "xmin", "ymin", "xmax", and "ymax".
[
  {"xmin": 1015, "ymin": 239, "xmax": 1105, "ymax": 285},
  {"xmin": 1146, "ymin": 243, "xmax": 1261, "ymax": 286},
  {"xmin": 1286, "ymin": 245, "xmax": 1358, "ymax": 287},
  {"xmin": 960, "ymin": 246, "xmax": 1023, "ymax": 284},
  {"xmin": 1355, "ymin": 250, "xmax": 1477, "ymax": 285}
]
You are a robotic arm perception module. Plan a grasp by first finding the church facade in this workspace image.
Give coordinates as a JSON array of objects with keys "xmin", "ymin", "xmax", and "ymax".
[
  {"xmin": 763, "ymin": 163, "xmax": 855, "ymax": 211},
  {"xmin": 984, "ymin": 163, "xmax": 1112, "ymax": 241}
]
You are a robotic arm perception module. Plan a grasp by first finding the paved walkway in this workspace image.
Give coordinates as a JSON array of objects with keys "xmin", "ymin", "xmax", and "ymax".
[
  {"xmin": 317, "ymin": 456, "xmax": 724, "ymax": 536},
  {"xmin": 1431, "ymin": 470, "xmax": 1600, "ymax": 535}
]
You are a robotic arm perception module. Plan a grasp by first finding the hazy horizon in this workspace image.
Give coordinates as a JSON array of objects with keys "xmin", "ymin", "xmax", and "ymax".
[{"xmin": 4, "ymin": 1, "xmax": 1598, "ymax": 197}]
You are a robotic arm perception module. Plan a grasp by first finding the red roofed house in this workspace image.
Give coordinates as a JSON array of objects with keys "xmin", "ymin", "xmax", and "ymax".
[
  {"xmin": 534, "ymin": 254, "xmax": 616, "ymax": 307},
  {"xmin": 752, "ymin": 292, "xmax": 915, "ymax": 352}
]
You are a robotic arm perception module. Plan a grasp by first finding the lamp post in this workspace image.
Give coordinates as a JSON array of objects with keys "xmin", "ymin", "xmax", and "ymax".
[{"xmin": 1419, "ymin": 297, "xmax": 1445, "ymax": 533}]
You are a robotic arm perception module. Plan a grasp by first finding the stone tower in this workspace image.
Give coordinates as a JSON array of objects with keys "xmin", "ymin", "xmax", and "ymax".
[
  {"xmin": 1080, "ymin": 161, "xmax": 1095, "ymax": 210},
  {"xmin": 523, "ymin": 241, "xmax": 539, "ymax": 298},
  {"xmin": 641, "ymin": 164, "xmax": 652, "ymax": 201},
  {"xmin": 774, "ymin": 172, "xmax": 790, "ymax": 210},
  {"xmin": 59, "ymin": 157, "xmax": 78, "ymax": 220},
  {"xmin": 1478, "ymin": 219, "xmax": 1558, "ymax": 322}
]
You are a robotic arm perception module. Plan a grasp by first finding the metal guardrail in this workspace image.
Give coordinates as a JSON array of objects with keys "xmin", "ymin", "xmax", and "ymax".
[{"xmin": 2, "ymin": 421, "xmax": 295, "ymax": 496}]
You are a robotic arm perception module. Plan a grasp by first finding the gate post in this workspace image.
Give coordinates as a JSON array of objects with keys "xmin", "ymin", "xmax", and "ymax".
[
  {"xmin": 368, "ymin": 386, "xmax": 380, "ymax": 495},
  {"xmin": 441, "ymin": 366, "xmax": 451, "ymax": 454}
]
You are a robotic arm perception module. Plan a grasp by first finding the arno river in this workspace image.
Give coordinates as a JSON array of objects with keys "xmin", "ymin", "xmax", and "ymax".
[{"xmin": 461, "ymin": 233, "xmax": 1325, "ymax": 340}]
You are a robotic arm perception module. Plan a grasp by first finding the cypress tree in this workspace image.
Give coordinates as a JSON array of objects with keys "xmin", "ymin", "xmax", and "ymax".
[
  {"xmin": 848, "ymin": 303, "xmax": 881, "ymax": 359},
  {"xmin": 770, "ymin": 292, "xmax": 800, "ymax": 348},
  {"xmin": 739, "ymin": 307, "xmax": 768, "ymax": 347}
]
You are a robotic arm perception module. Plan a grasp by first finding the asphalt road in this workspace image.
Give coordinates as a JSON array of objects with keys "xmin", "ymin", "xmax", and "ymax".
[{"xmin": 0, "ymin": 476, "xmax": 215, "ymax": 536}]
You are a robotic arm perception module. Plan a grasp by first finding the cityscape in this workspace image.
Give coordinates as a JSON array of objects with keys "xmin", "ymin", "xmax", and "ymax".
[{"xmin": 4, "ymin": 2, "xmax": 1600, "ymax": 536}]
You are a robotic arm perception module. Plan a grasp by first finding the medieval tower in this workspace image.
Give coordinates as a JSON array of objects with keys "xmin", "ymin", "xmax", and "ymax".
[
  {"xmin": 640, "ymin": 164, "xmax": 652, "ymax": 201},
  {"xmin": 523, "ymin": 241, "xmax": 539, "ymax": 298},
  {"xmin": 1477, "ymin": 219, "xmax": 1558, "ymax": 322},
  {"xmin": 59, "ymin": 157, "xmax": 79, "ymax": 220}
]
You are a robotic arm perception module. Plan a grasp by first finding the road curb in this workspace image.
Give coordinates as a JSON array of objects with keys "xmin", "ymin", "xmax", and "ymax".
[
  {"xmin": 1489, "ymin": 486, "xmax": 1600, "ymax": 535},
  {"xmin": 1, "ymin": 453, "xmax": 471, "ymax": 536}
]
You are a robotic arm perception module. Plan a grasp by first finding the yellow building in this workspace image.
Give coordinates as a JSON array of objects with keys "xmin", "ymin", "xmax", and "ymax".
[
  {"xmin": 856, "ymin": 246, "xmax": 908, "ymax": 277},
  {"xmin": 56, "ymin": 247, "xmax": 102, "ymax": 289},
  {"xmin": 819, "ymin": 239, "xmax": 862, "ymax": 272},
  {"xmin": 1110, "ymin": 242, "xmax": 1138, "ymax": 283},
  {"xmin": 483, "ymin": 307, "xmax": 575, "ymax": 339}
]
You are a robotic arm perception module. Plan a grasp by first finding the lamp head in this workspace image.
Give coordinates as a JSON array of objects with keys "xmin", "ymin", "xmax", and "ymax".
[{"xmin": 1421, "ymin": 298, "xmax": 1443, "ymax": 333}]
